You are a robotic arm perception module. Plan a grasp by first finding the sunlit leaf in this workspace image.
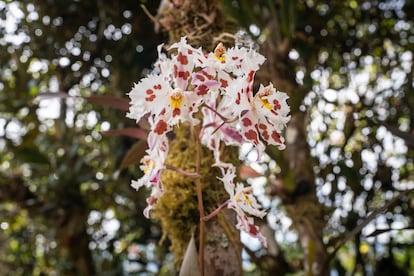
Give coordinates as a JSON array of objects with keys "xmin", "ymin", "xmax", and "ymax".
[
  {"xmin": 118, "ymin": 140, "xmax": 147, "ymax": 171},
  {"xmin": 239, "ymin": 164, "xmax": 263, "ymax": 179}
]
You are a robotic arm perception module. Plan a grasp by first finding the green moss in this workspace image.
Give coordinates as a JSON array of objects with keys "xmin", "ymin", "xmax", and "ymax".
[
  {"xmin": 153, "ymin": 1, "xmax": 239, "ymax": 266},
  {"xmin": 153, "ymin": 125, "xmax": 238, "ymax": 267}
]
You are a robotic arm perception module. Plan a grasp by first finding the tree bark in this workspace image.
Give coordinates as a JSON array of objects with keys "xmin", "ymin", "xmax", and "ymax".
[
  {"xmin": 283, "ymin": 112, "xmax": 327, "ymax": 276},
  {"xmin": 153, "ymin": 1, "xmax": 329, "ymax": 274},
  {"xmin": 259, "ymin": 24, "xmax": 329, "ymax": 276},
  {"xmin": 56, "ymin": 205, "xmax": 95, "ymax": 276},
  {"xmin": 155, "ymin": 125, "xmax": 242, "ymax": 275},
  {"xmin": 153, "ymin": 1, "xmax": 243, "ymax": 275},
  {"xmin": 204, "ymin": 210, "xmax": 242, "ymax": 276}
]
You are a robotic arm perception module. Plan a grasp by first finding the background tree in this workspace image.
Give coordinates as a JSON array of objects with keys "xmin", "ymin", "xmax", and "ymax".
[
  {"xmin": 0, "ymin": 0, "xmax": 413, "ymax": 275},
  {"xmin": 0, "ymin": 1, "xmax": 168, "ymax": 274}
]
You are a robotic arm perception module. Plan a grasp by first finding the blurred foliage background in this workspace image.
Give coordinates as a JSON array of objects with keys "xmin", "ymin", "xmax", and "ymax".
[{"xmin": 0, "ymin": 0, "xmax": 413, "ymax": 275}]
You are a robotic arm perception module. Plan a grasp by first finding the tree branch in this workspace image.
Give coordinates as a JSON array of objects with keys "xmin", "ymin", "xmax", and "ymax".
[{"xmin": 324, "ymin": 188, "xmax": 413, "ymax": 270}]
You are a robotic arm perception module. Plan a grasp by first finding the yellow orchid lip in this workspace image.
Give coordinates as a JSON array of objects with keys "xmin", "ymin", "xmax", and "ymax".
[
  {"xmin": 243, "ymin": 194, "xmax": 253, "ymax": 205},
  {"xmin": 142, "ymin": 158, "xmax": 156, "ymax": 174},
  {"xmin": 256, "ymin": 85, "xmax": 273, "ymax": 110},
  {"xmin": 169, "ymin": 89, "xmax": 184, "ymax": 109},
  {"xmin": 214, "ymin": 42, "xmax": 226, "ymax": 62},
  {"xmin": 235, "ymin": 187, "xmax": 253, "ymax": 205},
  {"xmin": 260, "ymin": 97, "xmax": 272, "ymax": 110}
]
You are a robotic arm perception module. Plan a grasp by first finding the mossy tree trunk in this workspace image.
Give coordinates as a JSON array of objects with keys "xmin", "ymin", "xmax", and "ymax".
[
  {"xmin": 155, "ymin": 126, "xmax": 242, "ymax": 275},
  {"xmin": 154, "ymin": 2, "xmax": 243, "ymax": 274},
  {"xmin": 154, "ymin": 1, "xmax": 328, "ymax": 275}
]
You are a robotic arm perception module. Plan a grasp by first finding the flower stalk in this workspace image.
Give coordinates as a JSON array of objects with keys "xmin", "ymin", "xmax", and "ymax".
[
  {"xmin": 202, "ymin": 200, "xmax": 230, "ymax": 221},
  {"xmin": 193, "ymin": 126, "xmax": 205, "ymax": 276}
]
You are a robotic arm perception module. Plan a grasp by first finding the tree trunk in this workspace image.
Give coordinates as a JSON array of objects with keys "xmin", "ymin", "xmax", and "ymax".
[
  {"xmin": 204, "ymin": 210, "xmax": 242, "ymax": 276},
  {"xmin": 53, "ymin": 74, "xmax": 96, "ymax": 276},
  {"xmin": 154, "ymin": 125, "xmax": 242, "ymax": 275},
  {"xmin": 260, "ymin": 28, "xmax": 328, "ymax": 276},
  {"xmin": 56, "ymin": 206, "xmax": 95, "ymax": 276},
  {"xmin": 154, "ymin": 1, "xmax": 329, "ymax": 275},
  {"xmin": 153, "ymin": 1, "xmax": 243, "ymax": 275},
  {"xmin": 282, "ymin": 112, "xmax": 327, "ymax": 276}
]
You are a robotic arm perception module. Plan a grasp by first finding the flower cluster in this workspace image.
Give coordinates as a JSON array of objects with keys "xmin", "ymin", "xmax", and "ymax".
[{"xmin": 127, "ymin": 37, "xmax": 290, "ymax": 246}]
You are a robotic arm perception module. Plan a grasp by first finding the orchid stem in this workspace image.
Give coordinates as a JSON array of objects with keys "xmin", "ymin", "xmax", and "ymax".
[
  {"xmin": 211, "ymin": 121, "xmax": 226, "ymax": 135},
  {"xmin": 193, "ymin": 126, "xmax": 205, "ymax": 276},
  {"xmin": 202, "ymin": 200, "xmax": 229, "ymax": 221},
  {"xmin": 201, "ymin": 103, "xmax": 228, "ymax": 121},
  {"xmin": 164, "ymin": 164, "xmax": 200, "ymax": 178}
]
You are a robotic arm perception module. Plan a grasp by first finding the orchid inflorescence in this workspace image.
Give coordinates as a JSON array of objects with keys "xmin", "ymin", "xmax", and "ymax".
[{"xmin": 127, "ymin": 37, "xmax": 290, "ymax": 247}]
